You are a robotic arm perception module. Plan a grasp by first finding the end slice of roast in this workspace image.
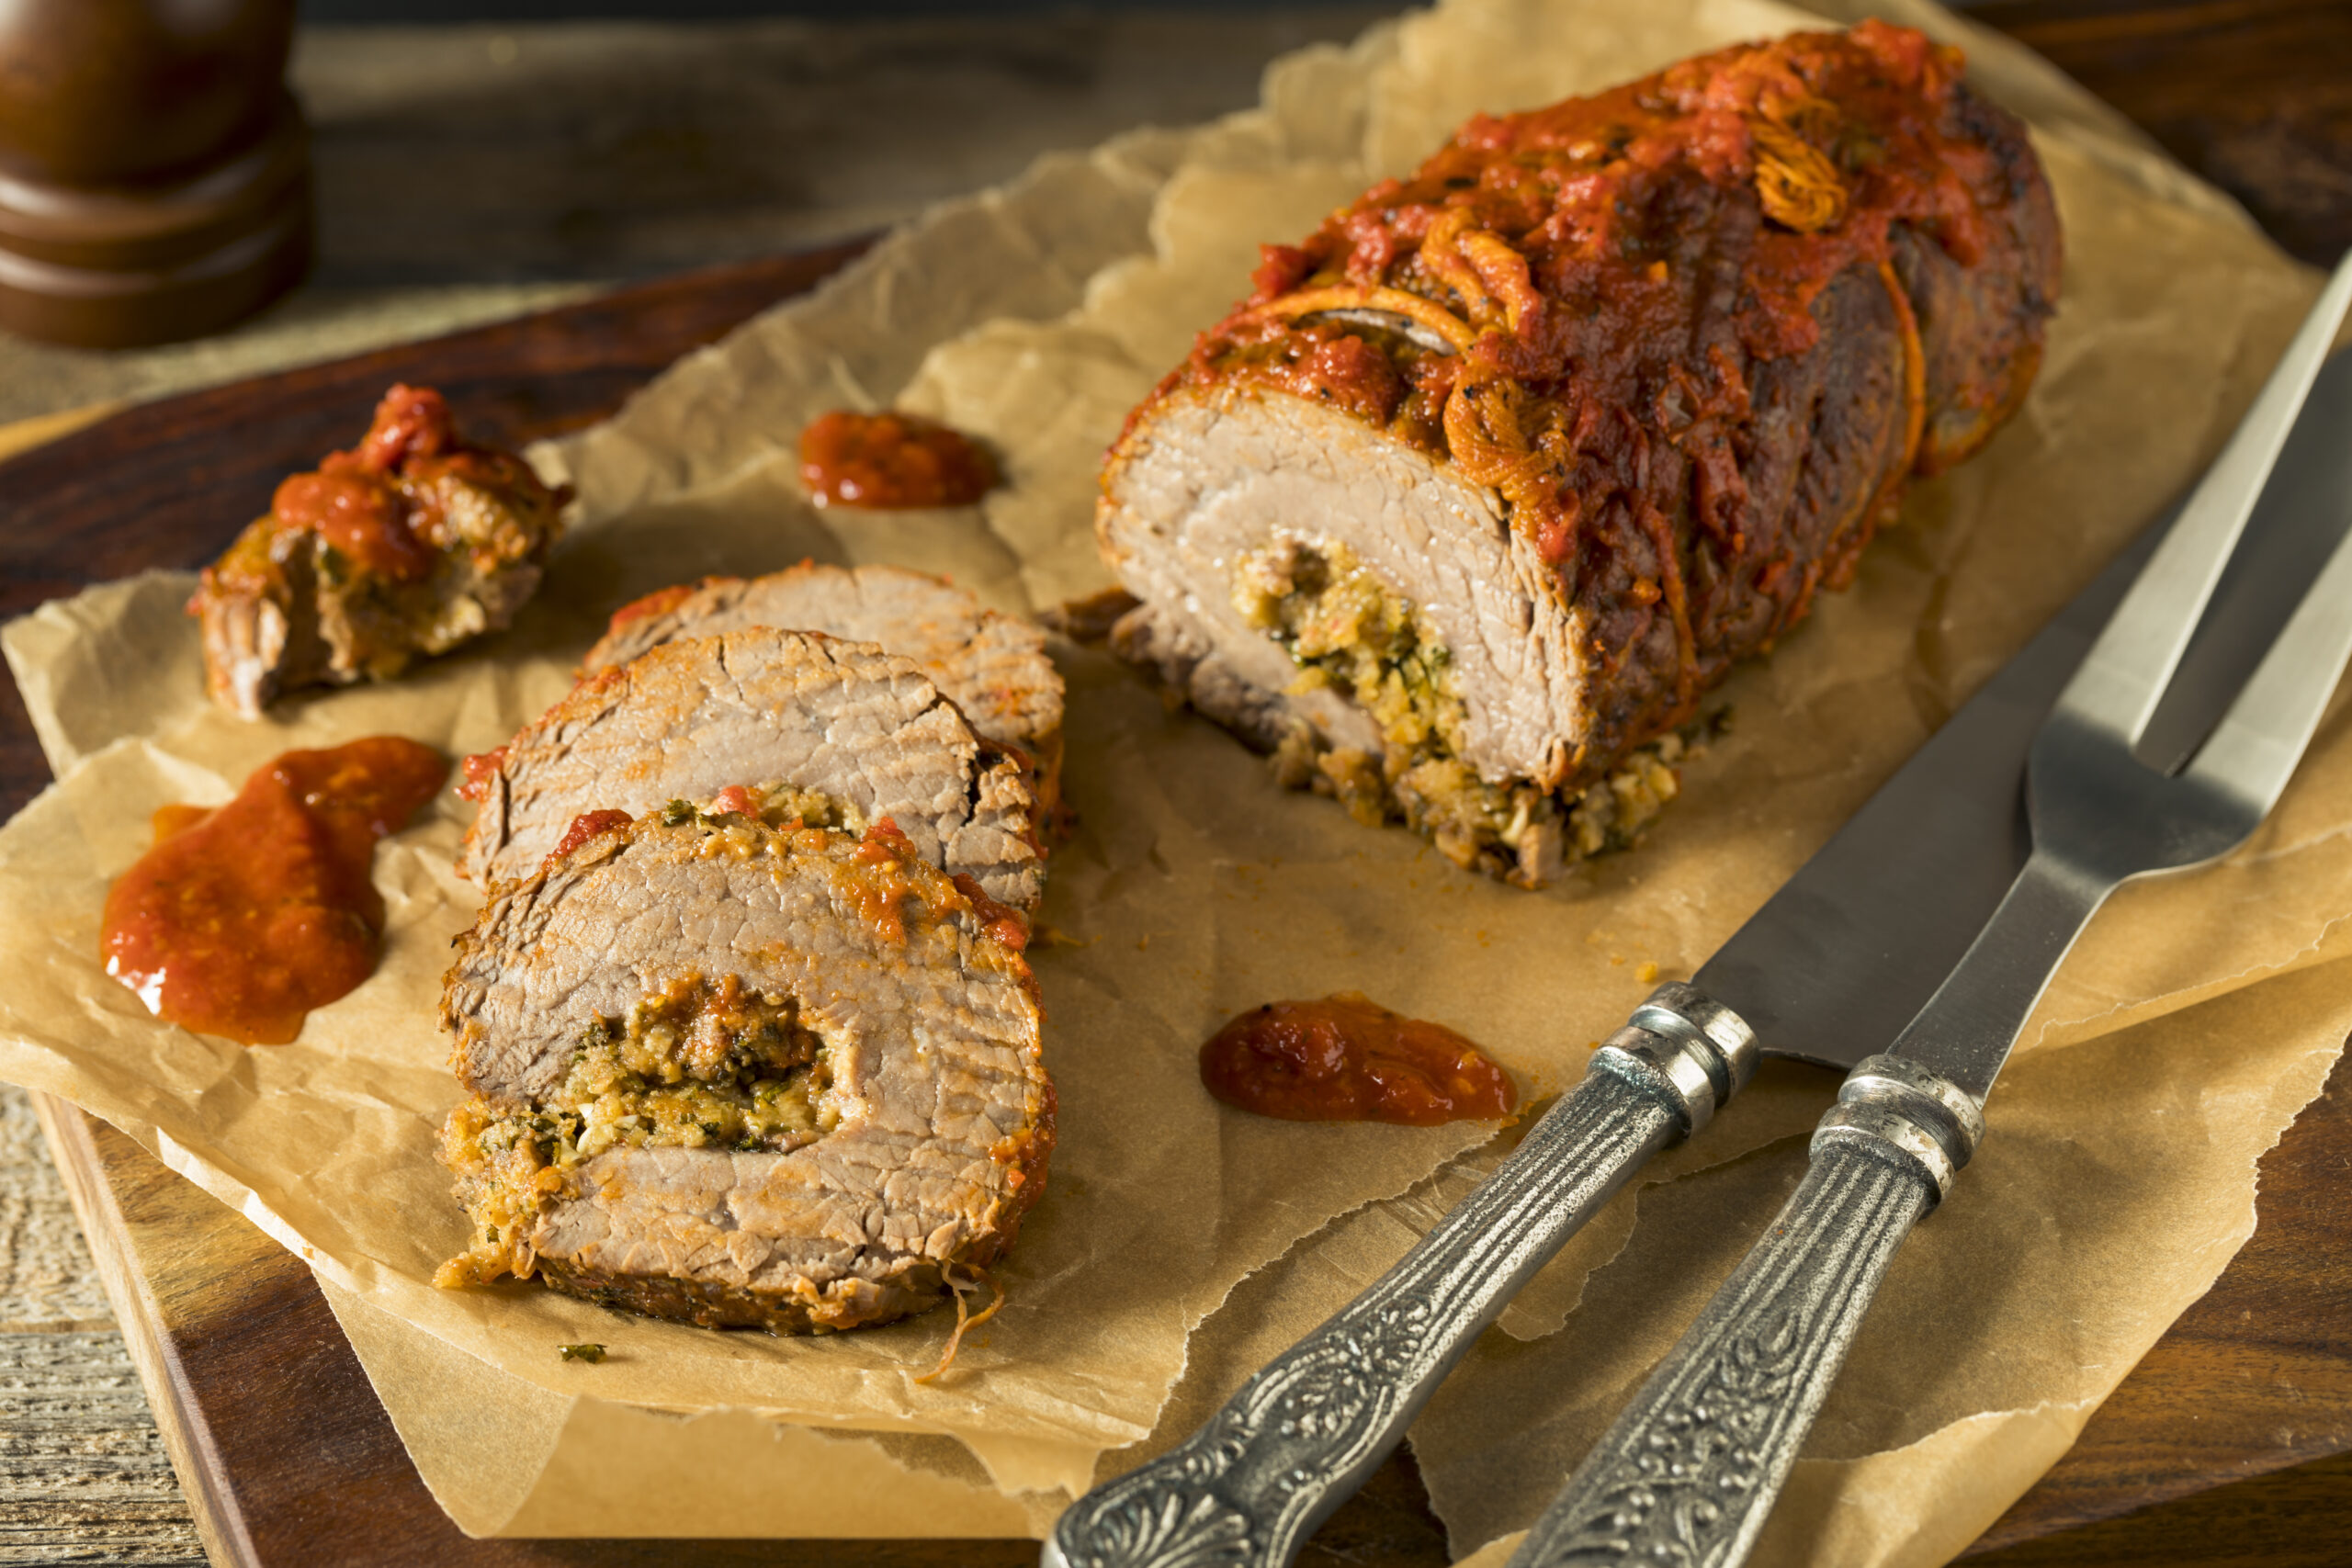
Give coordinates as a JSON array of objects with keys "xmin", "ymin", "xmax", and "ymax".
[
  {"xmin": 459, "ymin": 626, "xmax": 1044, "ymax": 908},
  {"xmin": 437, "ymin": 813, "xmax": 1051, "ymax": 1333},
  {"xmin": 191, "ymin": 384, "xmax": 568, "ymax": 718},
  {"xmin": 582, "ymin": 565, "xmax": 1064, "ymax": 812}
]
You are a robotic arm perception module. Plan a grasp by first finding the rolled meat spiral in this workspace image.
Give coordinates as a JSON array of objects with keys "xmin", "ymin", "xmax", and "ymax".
[{"xmin": 438, "ymin": 808, "xmax": 1052, "ymax": 1333}]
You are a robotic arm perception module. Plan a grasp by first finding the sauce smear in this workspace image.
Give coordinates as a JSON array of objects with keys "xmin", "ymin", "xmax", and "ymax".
[
  {"xmin": 545, "ymin": 807, "xmax": 634, "ymax": 869},
  {"xmin": 1200, "ymin": 993, "xmax": 1517, "ymax": 1125},
  {"xmin": 101, "ymin": 738, "xmax": 449, "ymax": 1044},
  {"xmin": 265, "ymin": 384, "xmax": 528, "ymax": 582},
  {"xmin": 798, "ymin": 411, "xmax": 998, "ymax": 510}
]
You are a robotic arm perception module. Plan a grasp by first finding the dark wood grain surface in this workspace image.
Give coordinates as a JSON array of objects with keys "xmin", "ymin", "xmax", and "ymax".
[
  {"xmin": 1970, "ymin": 0, "xmax": 2352, "ymax": 266},
  {"xmin": 4, "ymin": 2, "xmax": 2351, "ymax": 1562}
]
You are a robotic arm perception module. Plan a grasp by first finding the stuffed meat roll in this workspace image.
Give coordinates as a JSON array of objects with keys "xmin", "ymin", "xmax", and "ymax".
[{"xmin": 1097, "ymin": 22, "xmax": 2060, "ymax": 886}]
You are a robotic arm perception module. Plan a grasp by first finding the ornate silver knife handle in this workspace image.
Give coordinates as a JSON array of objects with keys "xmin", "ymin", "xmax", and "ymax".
[
  {"xmin": 1044, "ymin": 984, "xmax": 1758, "ymax": 1568},
  {"xmin": 1506, "ymin": 1055, "xmax": 1983, "ymax": 1568}
]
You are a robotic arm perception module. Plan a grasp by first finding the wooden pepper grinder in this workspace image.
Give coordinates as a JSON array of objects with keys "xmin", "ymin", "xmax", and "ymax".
[{"xmin": 0, "ymin": 0, "xmax": 311, "ymax": 348}]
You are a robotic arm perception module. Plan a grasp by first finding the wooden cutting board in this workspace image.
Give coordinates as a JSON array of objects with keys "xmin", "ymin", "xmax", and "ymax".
[{"xmin": 5, "ymin": 130, "xmax": 2352, "ymax": 1568}]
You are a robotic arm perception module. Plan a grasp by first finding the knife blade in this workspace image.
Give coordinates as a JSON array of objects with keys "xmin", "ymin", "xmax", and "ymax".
[{"xmin": 1043, "ymin": 333, "xmax": 2352, "ymax": 1568}]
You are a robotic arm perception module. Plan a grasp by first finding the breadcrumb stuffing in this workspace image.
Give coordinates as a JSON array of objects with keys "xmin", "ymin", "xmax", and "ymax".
[{"xmin": 1239, "ymin": 535, "xmax": 1699, "ymax": 885}]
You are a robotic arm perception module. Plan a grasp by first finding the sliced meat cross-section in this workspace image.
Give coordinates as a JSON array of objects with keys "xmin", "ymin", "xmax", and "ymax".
[
  {"xmin": 582, "ymin": 564, "xmax": 1066, "ymax": 816},
  {"xmin": 458, "ymin": 626, "xmax": 1044, "ymax": 908},
  {"xmin": 437, "ymin": 810, "xmax": 1053, "ymax": 1334}
]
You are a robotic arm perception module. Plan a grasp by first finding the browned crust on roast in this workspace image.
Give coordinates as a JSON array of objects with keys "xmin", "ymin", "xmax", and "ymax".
[
  {"xmin": 1894, "ymin": 88, "xmax": 2064, "ymax": 473},
  {"xmin": 1564, "ymin": 259, "xmax": 1919, "ymax": 760}
]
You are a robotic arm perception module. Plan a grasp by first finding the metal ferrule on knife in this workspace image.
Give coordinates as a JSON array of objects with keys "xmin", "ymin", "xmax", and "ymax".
[
  {"xmin": 1589, "ymin": 982, "xmax": 1758, "ymax": 1139},
  {"xmin": 1814, "ymin": 1054, "xmax": 1984, "ymax": 1201}
]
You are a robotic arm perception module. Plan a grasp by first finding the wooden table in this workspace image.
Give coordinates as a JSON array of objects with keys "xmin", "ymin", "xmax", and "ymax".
[{"xmin": 2, "ymin": 3, "xmax": 2349, "ymax": 1563}]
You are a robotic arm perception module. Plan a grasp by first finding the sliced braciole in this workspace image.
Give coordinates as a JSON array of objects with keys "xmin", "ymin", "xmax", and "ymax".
[
  {"xmin": 1095, "ymin": 24, "xmax": 2061, "ymax": 886},
  {"xmin": 436, "ymin": 808, "xmax": 1052, "ymax": 1334},
  {"xmin": 193, "ymin": 384, "xmax": 569, "ymax": 718},
  {"xmin": 582, "ymin": 564, "xmax": 1065, "ymax": 815},
  {"xmin": 459, "ymin": 626, "xmax": 1044, "ymax": 908}
]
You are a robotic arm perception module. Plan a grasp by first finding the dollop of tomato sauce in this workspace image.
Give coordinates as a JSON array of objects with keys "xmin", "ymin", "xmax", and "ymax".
[
  {"xmin": 545, "ymin": 808, "xmax": 633, "ymax": 868},
  {"xmin": 266, "ymin": 386, "xmax": 458, "ymax": 581},
  {"xmin": 258, "ymin": 384, "xmax": 565, "ymax": 584},
  {"xmin": 798, "ymin": 411, "xmax": 998, "ymax": 510},
  {"xmin": 100, "ymin": 738, "xmax": 449, "ymax": 1045},
  {"xmin": 1199, "ymin": 993, "xmax": 1518, "ymax": 1126}
]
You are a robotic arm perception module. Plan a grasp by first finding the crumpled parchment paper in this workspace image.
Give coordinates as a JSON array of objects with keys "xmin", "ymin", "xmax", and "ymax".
[{"xmin": 0, "ymin": 0, "xmax": 2342, "ymax": 1557}]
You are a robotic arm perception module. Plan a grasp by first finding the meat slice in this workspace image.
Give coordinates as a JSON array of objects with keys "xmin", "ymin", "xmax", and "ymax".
[
  {"xmin": 192, "ymin": 384, "xmax": 568, "ymax": 717},
  {"xmin": 582, "ymin": 564, "xmax": 1065, "ymax": 815},
  {"xmin": 1095, "ymin": 23, "xmax": 2060, "ymax": 886},
  {"xmin": 459, "ymin": 626, "xmax": 1043, "ymax": 908},
  {"xmin": 436, "ymin": 812, "xmax": 1052, "ymax": 1333}
]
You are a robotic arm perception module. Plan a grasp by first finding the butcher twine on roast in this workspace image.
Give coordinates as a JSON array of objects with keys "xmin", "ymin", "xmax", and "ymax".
[
  {"xmin": 458, "ymin": 626, "xmax": 1045, "ymax": 908},
  {"xmin": 581, "ymin": 563, "xmax": 1067, "ymax": 817},
  {"xmin": 436, "ymin": 807, "xmax": 1052, "ymax": 1333},
  {"xmin": 1095, "ymin": 22, "xmax": 2061, "ymax": 886}
]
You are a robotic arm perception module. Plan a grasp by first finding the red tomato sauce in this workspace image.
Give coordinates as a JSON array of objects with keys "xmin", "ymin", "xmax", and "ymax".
[
  {"xmin": 545, "ymin": 807, "xmax": 633, "ymax": 868},
  {"xmin": 949, "ymin": 872, "xmax": 1032, "ymax": 953},
  {"xmin": 798, "ymin": 411, "xmax": 998, "ymax": 510},
  {"xmin": 265, "ymin": 384, "xmax": 559, "ymax": 582},
  {"xmin": 456, "ymin": 745, "xmax": 506, "ymax": 804},
  {"xmin": 1199, "ymin": 993, "xmax": 1518, "ymax": 1126},
  {"xmin": 101, "ymin": 738, "xmax": 449, "ymax": 1044}
]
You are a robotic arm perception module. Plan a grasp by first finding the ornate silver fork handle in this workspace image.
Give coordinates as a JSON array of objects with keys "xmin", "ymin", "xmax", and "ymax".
[
  {"xmin": 1505, "ymin": 1055, "xmax": 1979, "ymax": 1568},
  {"xmin": 1044, "ymin": 983, "xmax": 1757, "ymax": 1568}
]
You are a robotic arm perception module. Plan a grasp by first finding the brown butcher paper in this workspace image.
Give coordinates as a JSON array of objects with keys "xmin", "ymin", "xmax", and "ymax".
[{"xmin": 0, "ymin": 0, "xmax": 2343, "ymax": 1558}]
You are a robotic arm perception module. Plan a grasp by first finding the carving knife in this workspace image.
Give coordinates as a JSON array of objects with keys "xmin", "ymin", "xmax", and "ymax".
[{"xmin": 1044, "ymin": 333, "xmax": 2352, "ymax": 1568}]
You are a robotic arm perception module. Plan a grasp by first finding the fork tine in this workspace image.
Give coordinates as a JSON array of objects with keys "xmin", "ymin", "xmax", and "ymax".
[
  {"xmin": 2061, "ymin": 252, "xmax": 2352, "ymax": 743},
  {"xmin": 2185, "ymin": 468, "xmax": 2352, "ymax": 814}
]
